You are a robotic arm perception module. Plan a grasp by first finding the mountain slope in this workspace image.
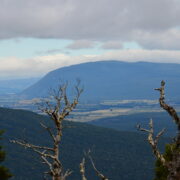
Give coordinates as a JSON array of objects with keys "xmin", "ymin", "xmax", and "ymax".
[
  {"xmin": 0, "ymin": 77, "xmax": 40, "ymax": 95},
  {"xmin": 21, "ymin": 60, "xmax": 180, "ymax": 101},
  {"xmin": 89, "ymin": 112, "xmax": 177, "ymax": 137},
  {"xmin": 0, "ymin": 107, "xmax": 169, "ymax": 180}
]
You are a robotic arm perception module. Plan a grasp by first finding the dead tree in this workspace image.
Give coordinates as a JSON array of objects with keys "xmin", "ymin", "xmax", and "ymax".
[
  {"xmin": 11, "ymin": 82, "xmax": 83, "ymax": 180},
  {"xmin": 79, "ymin": 150, "xmax": 109, "ymax": 180},
  {"xmin": 138, "ymin": 81, "xmax": 180, "ymax": 180}
]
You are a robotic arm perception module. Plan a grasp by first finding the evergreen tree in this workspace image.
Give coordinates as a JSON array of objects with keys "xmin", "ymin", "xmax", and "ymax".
[{"xmin": 0, "ymin": 130, "xmax": 12, "ymax": 180}]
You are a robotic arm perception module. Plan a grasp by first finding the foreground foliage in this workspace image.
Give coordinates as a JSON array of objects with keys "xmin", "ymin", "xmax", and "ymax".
[{"xmin": 0, "ymin": 131, "xmax": 12, "ymax": 180}]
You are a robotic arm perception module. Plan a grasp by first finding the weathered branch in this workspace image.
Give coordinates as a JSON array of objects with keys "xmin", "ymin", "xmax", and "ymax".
[
  {"xmin": 138, "ymin": 81, "xmax": 180, "ymax": 180},
  {"xmin": 137, "ymin": 119, "xmax": 166, "ymax": 165},
  {"xmin": 41, "ymin": 156, "xmax": 55, "ymax": 176},
  {"xmin": 10, "ymin": 140, "xmax": 54, "ymax": 152},
  {"xmin": 155, "ymin": 80, "xmax": 180, "ymax": 154},
  {"xmin": 80, "ymin": 158, "xmax": 87, "ymax": 180},
  {"xmin": 61, "ymin": 169, "xmax": 72, "ymax": 180},
  {"xmin": 155, "ymin": 80, "xmax": 180, "ymax": 131},
  {"xmin": 40, "ymin": 122, "xmax": 56, "ymax": 142},
  {"xmin": 87, "ymin": 151, "xmax": 109, "ymax": 180},
  {"xmin": 155, "ymin": 81, "xmax": 180, "ymax": 180}
]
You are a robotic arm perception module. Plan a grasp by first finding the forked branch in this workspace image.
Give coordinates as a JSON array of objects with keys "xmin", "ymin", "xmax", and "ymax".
[
  {"xmin": 87, "ymin": 151, "xmax": 109, "ymax": 180},
  {"xmin": 11, "ymin": 81, "xmax": 83, "ymax": 180},
  {"xmin": 137, "ymin": 119, "xmax": 166, "ymax": 165},
  {"xmin": 155, "ymin": 80, "xmax": 180, "ymax": 130}
]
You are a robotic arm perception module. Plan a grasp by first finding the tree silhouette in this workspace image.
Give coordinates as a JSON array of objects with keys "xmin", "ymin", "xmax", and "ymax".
[
  {"xmin": 11, "ymin": 82, "xmax": 83, "ymax": 180},
  {"xmin": 0, "ymin": 130, "xmax": 12, "ymax": 180},
  {"xmin": 138, "ymin": 81, "xmax": 180, "ymax": 180}
]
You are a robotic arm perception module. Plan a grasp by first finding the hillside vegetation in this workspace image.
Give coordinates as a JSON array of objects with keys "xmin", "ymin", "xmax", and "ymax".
[
  {"xmin": 89, "ymin": 112, "xmax": 177, "ymax": 137},
  {"xmin": 0, "ymin": 107, "xmax": 170, "ymax": 180}
]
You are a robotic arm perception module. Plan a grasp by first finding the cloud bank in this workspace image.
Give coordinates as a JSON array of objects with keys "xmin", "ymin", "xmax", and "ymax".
[
  {"xmin": 66, "ymin": 40, "xmax": 96, "ymax": 49},
  {"xmin": 1, "ymin": 49, "xmax": 180, "ymax": 79},
  {"xmin": 0, "ymin": 0, "xmax": 180, "ymax": 50}
]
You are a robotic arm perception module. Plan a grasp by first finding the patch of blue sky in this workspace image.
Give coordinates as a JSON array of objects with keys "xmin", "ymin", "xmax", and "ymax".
[
  {"xmin": 0, "ymin": 38, "xmax": 72, "ymax": 58},
  {"xmin": 0, "ymin": 38, "xmax": 142, "ymax": 59},
  {"xmin": 0, "ymin": 38, "xmax": 107, "ymax": 58}
]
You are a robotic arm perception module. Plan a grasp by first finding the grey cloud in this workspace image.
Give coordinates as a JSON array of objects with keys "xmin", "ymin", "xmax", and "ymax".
[
  {"xmin": 134, "ymin": 29, "xmax": 180, "ymax": 50},
  {"xmin": 0, "ymin": 0, "xmax": 180, "ymax": 49},
  {"xmin": 101, "ymin": 41, "xmax": 123, "ymax": 49},
  {"xmin": 66, "ymin": 40, "xmax": 96, "ymax": 49},
  {"xmin": 1, "ymin": 49, "xmax": 180, "ymax": 79}
]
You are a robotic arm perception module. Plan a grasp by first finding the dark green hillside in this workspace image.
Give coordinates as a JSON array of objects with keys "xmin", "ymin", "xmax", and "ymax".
[
  {"xmin": 0, "ymin": 108, "xmax": 169, "ymax": 180},
  {"xmin": 89, "ymin": 112, "xmax": 177, "ymax": 137}
]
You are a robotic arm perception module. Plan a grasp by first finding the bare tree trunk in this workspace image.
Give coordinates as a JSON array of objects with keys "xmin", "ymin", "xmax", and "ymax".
[
  {"xmin": 139, "ymin": 81, "xmax": 180, "ymax": 180},
  {"xmin": 11, "ymin": 81, "xmax": 83, "ymax": 180},
  {"xmin": 155, "ymin": 81, "xmax": 180, "ymax": 180}
]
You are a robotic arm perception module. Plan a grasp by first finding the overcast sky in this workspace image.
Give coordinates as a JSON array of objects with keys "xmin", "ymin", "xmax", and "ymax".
[{"xmin": 1, "ymin": 0, "xmax": 180, "ymax": 79}]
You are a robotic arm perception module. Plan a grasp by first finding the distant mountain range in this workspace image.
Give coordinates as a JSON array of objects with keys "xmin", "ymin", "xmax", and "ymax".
[
  {"xmin": 21, "ymin": 61, "xmax": 180, "ymax": 101},
  {"xmin": 0, "ymin": 77, "xmax": 40, "ymax": 95}
]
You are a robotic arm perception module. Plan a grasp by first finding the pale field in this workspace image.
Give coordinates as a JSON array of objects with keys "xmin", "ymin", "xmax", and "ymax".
[
  {"xmin": 68, "ymin": 108, "xmax": 168, "ymax": 122},
  {"xmin": 100, "ymin": 99, "xmax": 158, "ymax": 105},
  {"xmin": 10, "ymin": 98, "xmax": 180, "ymax": 122}
]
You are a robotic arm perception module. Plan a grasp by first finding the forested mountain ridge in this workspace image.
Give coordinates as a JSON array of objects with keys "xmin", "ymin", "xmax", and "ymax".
[
  {"xmin": 89, "ymin": 112, "xmax": 177, "ymax": 137},
  {"xmin": 21, "ymin": 61, "xmax": 180, "ymax": 101},
  {"xmin": 0, "ymin": 107, "xmax": 170, "ymax": 180}
]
